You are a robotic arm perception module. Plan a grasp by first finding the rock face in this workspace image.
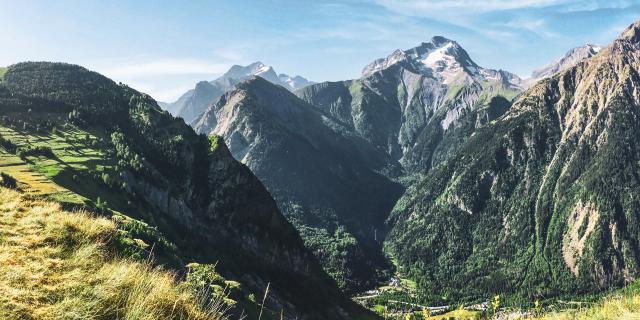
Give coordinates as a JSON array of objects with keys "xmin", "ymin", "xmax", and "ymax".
[
  {"xmin": 0, "ymin": 62, "xmax": 375, "ymax": 320},
  {"xmin": 384, "ymin": 20, "xmax": 640, "ymax": 301},
  {"xmin": 192, "ymin": 77, "xmax": 404, "ymax": 292},
  {"xmin": 165, "ymin": 62, "xmax": 313, "ymax": 123}
]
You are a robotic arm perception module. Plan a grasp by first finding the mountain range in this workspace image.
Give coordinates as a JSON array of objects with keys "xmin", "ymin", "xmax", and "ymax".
[
  {"xmin": 187, "ymin": 35, "xmax": 611, "ymax": 297},
  {"xmin": 163, "ymin": 62, "xmax": 313, "ymax": 123}
]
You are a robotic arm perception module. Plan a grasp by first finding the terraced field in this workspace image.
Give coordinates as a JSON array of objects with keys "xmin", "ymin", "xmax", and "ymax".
[{"xmin": 0, "ymin": 123, "xmax": 129, "ymax": 210}]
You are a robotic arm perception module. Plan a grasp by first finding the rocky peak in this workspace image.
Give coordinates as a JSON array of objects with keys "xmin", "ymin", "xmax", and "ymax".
[
  {"xmin": 529, "ymin": 44, "xmax": 603, "ymax": 82},
  {"xmin": 278, "ymin": 73, "xmax": 314, "ymax": 90},
  {"xmin": 194, "ymin": 80, "xmax": 214, "ymax": 90},
  {"xmin": 361, "ymin": 37, "xmax": 521, "ymax": 87},
  {"xmin": 225, "ymin": 61, "xmax": 269, "ymax": 79},
  {"xmin": 619, "ymin": 20, "xmax": 640, "ymax": 44},
  {"xmin": 405, "ymin": 36, "xmax": 478, "ymax": 71}
]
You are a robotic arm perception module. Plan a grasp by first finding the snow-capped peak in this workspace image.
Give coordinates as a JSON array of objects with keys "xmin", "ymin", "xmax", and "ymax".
[
  {"xmin": 252, "ymin": 62, "xmax": 272, "ymax": 75},
  {"xmin": 278, "ymin": 74, "xmax": 314, "ymax": 90},
  {"xmin": 589, "ymin": 44, "xmax": 602, "ymax": 53},
  {"xmin": 222, "ymin": 61, "xmax": 275, "ymax": 81},
  {"xmin": 362, "ymin": 36, "xmax": 521, "ymax": 87},
  {"xmin": 212, "ymin": 61, "xmax": 313, "ymax": 92},
  {"xmin": 362, "ymin": 36, "xmax": 479, "ymax": 80}
]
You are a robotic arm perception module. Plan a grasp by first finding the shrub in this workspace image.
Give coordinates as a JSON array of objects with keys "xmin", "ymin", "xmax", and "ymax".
[
  {"xmin": 0, "ymin": 172, "xmax": 17, "ymax": 189},
  {"xmin": 0, "ymin": 136, "xmax": 17, "ymax": 153},
  {"xmin": 17, "ymin": 145, "xmax": 56, "ymax": 160}
]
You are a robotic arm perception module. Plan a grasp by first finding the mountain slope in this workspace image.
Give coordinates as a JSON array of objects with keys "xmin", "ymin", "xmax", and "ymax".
[
  {"xmin": 192, "ymin": 77, "xmax": 404, "ymax": 292},
  {"xmin": 385, "ymin": 20, "xmax": 640, "ymax": 303},
  {"xmin": 0, "ymin": 62, "xmax": 375, "ymax": 319},
  {"xmin": 166, "ymin": 62, "xmax": 313, "ymax": 123}
]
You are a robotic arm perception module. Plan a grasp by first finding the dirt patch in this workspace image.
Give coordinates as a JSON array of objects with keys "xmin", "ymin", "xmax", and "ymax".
[{"xmin": 562, "ymin": 200, "xmax": 600, "ymax": 276}]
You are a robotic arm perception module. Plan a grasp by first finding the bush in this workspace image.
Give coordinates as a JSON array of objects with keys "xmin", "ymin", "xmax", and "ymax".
[
  {"xmin": 0, "ymin": 137, "xmax": 18, "ymax": 153},
  {"xmin": 0, "ymin": 172, "xmax": 17, "ymax": 189},
  {"xmin": 17, "ymin": 145, "xmax": 56, "ymax": 160},
  {"xmin": 0, "ymin": 136, "xmax": 17, "ymax": 153}
]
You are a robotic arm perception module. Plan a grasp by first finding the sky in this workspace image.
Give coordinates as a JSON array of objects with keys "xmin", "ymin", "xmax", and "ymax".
[{"xmin": 0, "ymin": 1, "xmax": 639, "ymax": 102}]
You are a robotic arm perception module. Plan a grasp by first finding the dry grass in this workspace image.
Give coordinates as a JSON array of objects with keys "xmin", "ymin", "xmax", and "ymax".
[
  {"xmin": 0, "ymin": 187, "xmax": 224, "ymax": 320},
  {"xmin": 425, "ymin": 309, "xmax": 479, "ymax": 320},
  {"xmin": 529, "ymin": 294, "xmax": 640, "ymax": 320}
]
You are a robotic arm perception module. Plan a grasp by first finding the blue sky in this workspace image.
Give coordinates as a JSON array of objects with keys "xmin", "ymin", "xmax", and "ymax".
[{"xmin": 0, "ymin": 1, "xmax": 639, "ymax": 102}]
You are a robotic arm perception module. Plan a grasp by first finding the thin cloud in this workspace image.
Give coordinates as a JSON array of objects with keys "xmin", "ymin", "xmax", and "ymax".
[
  {"xmin": 101, "ymin": 58, "xmax": 229, "ymax": 78},
  {"xmin": 558, "ymin": 0, "xmax": 635, "ymax": 12},
  {"xmin": 499, "ymin": 18, "xmax": 562, "ymax": 38},
  {"xmin": 372, "ymin": 0, "xmax": 570, "ymax": 14}
]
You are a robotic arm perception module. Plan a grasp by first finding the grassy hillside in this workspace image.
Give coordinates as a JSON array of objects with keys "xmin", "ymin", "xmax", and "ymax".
[{"xmin": 0, "ymin": 186, "xmax": 225, "ymax": 319}]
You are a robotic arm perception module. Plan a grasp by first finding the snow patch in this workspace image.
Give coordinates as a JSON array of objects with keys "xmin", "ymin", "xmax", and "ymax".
[{"xmin": 419, "ymin": 42, "xmax": 455, "ymax": 68}]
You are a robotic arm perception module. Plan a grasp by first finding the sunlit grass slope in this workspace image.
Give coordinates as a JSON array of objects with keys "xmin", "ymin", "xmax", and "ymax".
[
  {"xmin": 530, "ymin": 289, "xmax": 640, "ymax": 320},
  {"xmin": 0, "ymin": 186, "xmax": 223, "ymax": 319}
]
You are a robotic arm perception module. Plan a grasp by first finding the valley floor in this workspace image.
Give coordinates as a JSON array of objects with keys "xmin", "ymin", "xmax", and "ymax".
[
  {"xmin": 353, "ymin": 256, "xmax": 640, "ymax": 320},
  {"xmin": 360, "ymin": 284, "xmax": 640, "ymax": 320}
]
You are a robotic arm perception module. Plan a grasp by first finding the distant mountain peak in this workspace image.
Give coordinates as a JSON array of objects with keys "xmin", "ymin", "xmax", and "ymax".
[
  {"xmin": 215, "ymin": 61, "xmax": 312, "ymax": 92},
  {"xmin": 406, "ymin": 38, "xmax": 478, "ymax": 73},
  {"xmin": 528, "ymin": 43, "xmax": 603, "ymax": 84},
  {"xmin": 223, "ymin": 61, "xmax": 276, "ymax": 82},
  {"xmin": 162, "ymin": 61, "xmax": 313, "ymax": 123},
  {"xmin": 362, "ymin": 37, "xmax": 521, "ymax": 88}
]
